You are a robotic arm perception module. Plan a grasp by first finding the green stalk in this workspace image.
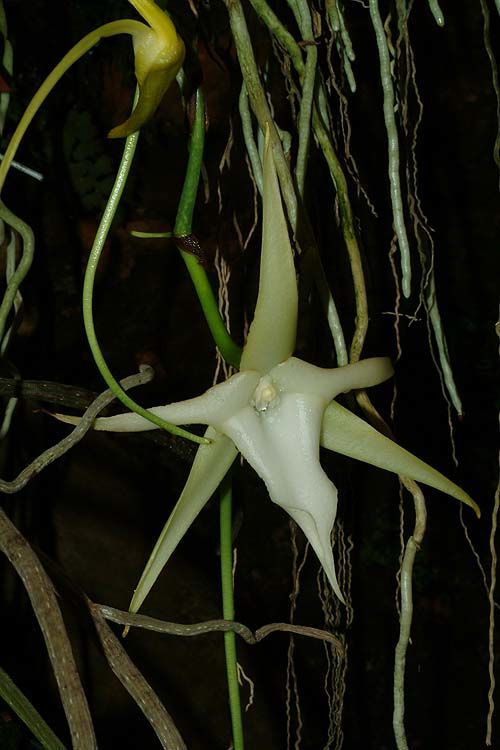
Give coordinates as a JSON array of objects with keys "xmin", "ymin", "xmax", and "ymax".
[
  {"xmin": 219, "ymin": 475, "xmax": 245, "ymax": 750},
  {"xmin": 82, "ymin": 100, "xmax": 208, "ymax": 445},
  {"xmin": 0, "ymin": 20, "xmax": 144, "ymax": 194},
  {"xmin": 174, "ymin": 88, "xmax": 241, "ymax": 368}
]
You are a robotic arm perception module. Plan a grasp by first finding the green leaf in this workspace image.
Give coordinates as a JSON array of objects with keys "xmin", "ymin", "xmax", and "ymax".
[{"xmin": 0, "ymin": 664, "xmax": 66, "ymax": 750}]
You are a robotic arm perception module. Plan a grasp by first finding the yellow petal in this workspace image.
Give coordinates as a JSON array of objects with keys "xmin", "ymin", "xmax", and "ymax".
[{"xmin": 108, "ymin": 0, "xmax": 184, "ymax": 138}]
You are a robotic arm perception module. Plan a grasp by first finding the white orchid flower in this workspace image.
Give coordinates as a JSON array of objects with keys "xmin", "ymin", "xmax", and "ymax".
[{"xmin": 59, "ymin": 135, "xmax": 478, "ymax": 612}]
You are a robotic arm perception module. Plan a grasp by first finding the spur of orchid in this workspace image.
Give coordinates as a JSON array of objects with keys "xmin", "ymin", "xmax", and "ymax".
[{"xmin": 59, "ymin": 134, "xmax": 478, "ymax": 612}]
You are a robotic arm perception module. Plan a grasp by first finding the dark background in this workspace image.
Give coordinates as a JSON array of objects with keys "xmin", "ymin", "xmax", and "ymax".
[{"xmin": 0, "ymin": 1, "xmax": 498, "ymax": 748}]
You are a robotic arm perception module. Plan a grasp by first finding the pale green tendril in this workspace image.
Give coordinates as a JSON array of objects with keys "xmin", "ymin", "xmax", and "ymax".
[
  {"xmin": 82, "ymin": 100, "xmax": 209, "ymax": 446},
  {"xmin": 291, "ymin": 0, "xmax": 317, "ymax": 197},
  {"xmin": 0, "ymin": 202, "xmax": 34, "ymax": 346},
  {"xmin": 426, "ymin": 277, "xmax": 463, "ymax": 415},
  {"xmin": 427, "ymin": 0, "xmax": 445, "ymax": 27},
  {"xmin": 1, "ymin": 230, "xmax": 22, "ymax": 356},
  {"xmin": 239, "ymin": 83, "xmax": 263, "ymax": 195},
  {"xmin": 479, "ymin": 0, "xmax": 500, "ymax": 188},
  {"xmin": 393, "ymin": 480, "xmax": 426, "ymax": 750},
  {"xmin": 130, "ymin": 230, "xmax": 173, "ymax": 239},
  {"xmin": 369, "ymin": 0, "xmax": 412, "ymax": 298},
  {"xmin": 326, "ymin": 0, "xmax": 357, "ymax": 92}
]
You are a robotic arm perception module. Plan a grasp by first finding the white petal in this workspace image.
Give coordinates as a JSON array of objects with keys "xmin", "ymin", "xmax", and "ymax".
[
  {"xmin": 129, "ymin": 427, "xmax": 238, "ymax": 614},
  {"xmin": 321, "ymin": 401, "xmax": 480, "ymax": 517},
  {"xmin": 271, "ymin": 356, "xmax": 394, "ymax": 401},
  {"xmin": 223, "ymin": 392, "xmax": 344, "ymax": 601},
  {"xmin": 70, "ymin": 371, "xmax": 260, "ymax": 433},
  {"xmin": 285, "ymin": 503, "xmax": 343, "ymax": 601},
  {"xmin": 240, "ymin": 131, "xmax": 298, "ymax": 373}
]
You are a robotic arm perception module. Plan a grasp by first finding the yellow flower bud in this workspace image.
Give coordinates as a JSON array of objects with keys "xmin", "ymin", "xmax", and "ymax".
[{"xmin": 108, "ymin": 0, "xmax": 185, "ymax": 138}]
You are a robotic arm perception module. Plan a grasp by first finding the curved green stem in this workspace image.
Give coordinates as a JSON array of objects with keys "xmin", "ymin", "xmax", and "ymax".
[
  {"xmin": 0, "ymin": 19, "xmax": 142, "ymax": 357},
  {"xmin": 219, "ymin": 475, "xmax": 245, "ymax": 750},
  {"xmin": 174, "ymin": 88, "xmax": 242, "ymax": 368},
  {"xmin": 83, "ymin": 112, "xmax": 208, "ymax": 445},
  {"xmin": 0, "ymin": 20, "xmax": 144, "ymax": 194},
  {"xmin": 0, "ymin": 202, "xmax": 34, "ymax": 345}
]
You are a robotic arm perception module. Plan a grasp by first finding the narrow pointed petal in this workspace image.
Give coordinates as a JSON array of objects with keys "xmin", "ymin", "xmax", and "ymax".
[
  {"xmin": 222, "ymin": 393, "xmax": 344, "ymax": 600},
  {"xmin": 240, "ymin": 132, "xmax": 298, "ymax": 373},
  {"xmin": 129, "ymin": 427, "xmax": 238, "ymax": 614},
  {"xmin": 321, "ymin": 401, "xmax": 480, "ymax": 517},
  {"xmin": 55, "ymin": 371, "xmax": 260, "ymax": 433},
  {"xmin": 272, "ymin": 356, "xmax": 393, "ymax": 401},
  {"xmin": 285, "ymin": 500, "xmax": 344, "ymax": 603}
]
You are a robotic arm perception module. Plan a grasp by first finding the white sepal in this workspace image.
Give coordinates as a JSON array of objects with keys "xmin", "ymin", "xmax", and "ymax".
[
  {"xmin": 129, "ymin": 426, "xmax": 238, "ymax": 614},
  {"xmin": 240, "ymin": 131, "xmax": 298, "ymax": 373},
  {"xmin": 321, "ymin": 401, "xmax": 479, "ymax": 517}
]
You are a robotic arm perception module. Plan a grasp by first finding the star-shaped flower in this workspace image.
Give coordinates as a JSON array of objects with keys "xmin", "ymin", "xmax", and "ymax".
[{"xmin": 62, "ymin": 135, "xmax": 478, "ymax": 612}]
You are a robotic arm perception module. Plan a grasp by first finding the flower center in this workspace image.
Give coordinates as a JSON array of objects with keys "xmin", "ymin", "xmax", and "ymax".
[{"xmin": 251, "ymin": 375, "xmax": 279, "ymax": 413}]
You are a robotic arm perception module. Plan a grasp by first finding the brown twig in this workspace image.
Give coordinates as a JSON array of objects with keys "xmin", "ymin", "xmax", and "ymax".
[
  {"xmin": 96, "ymin": 604, "xmax": 344, "ymax": 654},
  {"xmin": 88, "ymin": 601, "xmax": 187, "ymax": 750},
  {"xmin": 0, "ymin": 508, "xmax": 96, "ymax": 749},
  {"xmin": 0, "ymin": 367, "xmax": 154, "ymax": 494}
]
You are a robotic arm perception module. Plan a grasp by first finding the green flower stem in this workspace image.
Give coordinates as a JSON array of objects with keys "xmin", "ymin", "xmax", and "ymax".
[
  {"xmin": 174, "ymin": 88, "xmax": 242, "ymax": 368},
  {"xmin": 82, "ymin": 107, "xmax": 208, "ymax": 445},
  {"xmin": 219, "ymin": 475, "xmax": 245, "ymax": 750},
  {"xmin": 0, "ymin": 664, "xmax": 67, "ymax": 750}
]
